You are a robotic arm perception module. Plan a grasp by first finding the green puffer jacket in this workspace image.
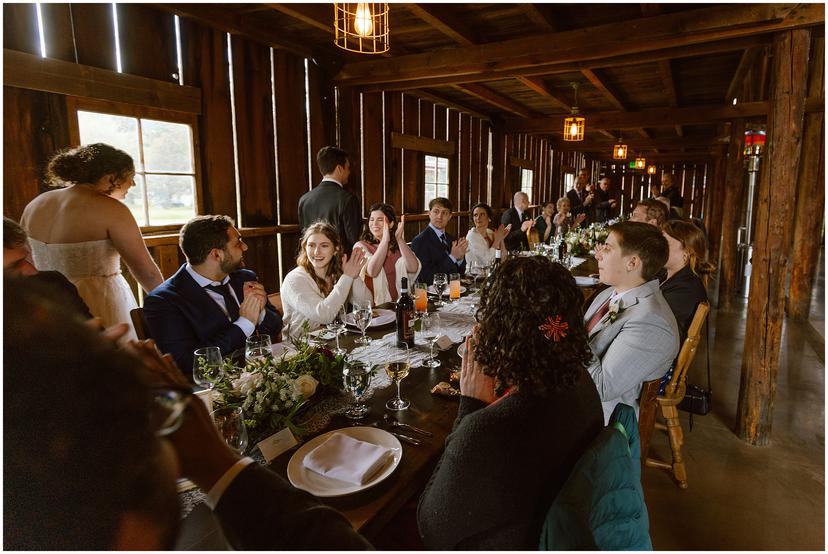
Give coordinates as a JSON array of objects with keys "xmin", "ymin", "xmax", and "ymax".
[{"xmin": 539, "ymin": 403, "xmax": 652, "ymax": 550}]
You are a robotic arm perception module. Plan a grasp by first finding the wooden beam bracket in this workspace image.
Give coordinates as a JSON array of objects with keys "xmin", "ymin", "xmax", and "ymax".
[{"xmin": 390, "ymin": 132, "xmax": 456, "ymax": 156}]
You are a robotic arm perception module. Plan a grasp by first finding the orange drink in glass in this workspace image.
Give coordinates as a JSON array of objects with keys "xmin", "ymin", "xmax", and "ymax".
[
  {"xmin": 414, "ymin": 285, "xmax": 428, "ymax": 314},
  {"xmin": 449, "ymin": 273, "xmax": 461, "ymax": 302}
]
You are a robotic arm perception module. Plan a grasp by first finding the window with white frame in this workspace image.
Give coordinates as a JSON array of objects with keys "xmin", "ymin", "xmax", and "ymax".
[
  {"xmin": 564, "ymin": 172, "xmax": 575, "ymax": 192},
  {"xmin": 520, "ymin": 168, "xmax": 533, "ymax": 200},
  {"xmin": 74, "ymin": 107, "xmax": 198, "ymax": 228},
  {"xmin": 424, "ymin": 155, "xmax": 450, "ymax": 210}
]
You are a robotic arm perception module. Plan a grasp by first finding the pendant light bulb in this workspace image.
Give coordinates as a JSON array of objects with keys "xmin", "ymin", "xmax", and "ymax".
[{"xmin": 354, "ymin": 3, "xmax": 374, "ymax": 37}]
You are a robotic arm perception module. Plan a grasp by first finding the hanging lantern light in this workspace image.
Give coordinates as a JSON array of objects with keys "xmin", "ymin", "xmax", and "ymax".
[
  {"xmin": 647, "ymin": 165, "xmax": 657, "ymax": 175},
  {"xmin": 612, "ymin": 132, "xmax": 627, "ymax": 160},
  {"xmin": 334, "ymin": 3, "xmax": 390, "ymax": 54},
  {"xmin": 563, "ymin": 82, "xmax": 585, "ymax": 141},
  {"xmin": 635, "ymin": 157, "xmax": 646, "ymax": 170}
]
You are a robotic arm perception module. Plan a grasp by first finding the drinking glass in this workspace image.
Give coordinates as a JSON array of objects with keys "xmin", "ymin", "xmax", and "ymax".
[
  {"xmin": 432, "ymin": 273, "xmax": 448, "ymax": 307},
  {"xmin": 326, "ymin": 305, "xmax": 348, "ymax": 355},
  {"xmin": 467, "ymin": 261, "xmax": 481, "ymax": 292},
  {"xmin": 385, "ymin": 343, "xmax": 411, "ymax": 411},
  {"xmin": 343, "ymin": 360, "xmax": 372, "ymax": 419},
  {"xmin": 245, "ymin": 335, "xmax": 272, "ymax": 365},
  {"xmin": 193, "ymin": 346, "xmax": 223, "ymax": 390},
  {"xmin": 420, "ymin": 312, "xmax": 442, "ymax": 369},
  {"xmin": 211, "ymin": 406, "xmax": 248, "ymax": 454},
  {"xmin": 449, "ymin": 273, "xmax": 461, "ymax": 303},
  {"xmin": 413, "ymin": 281, "xmax": 428, "ymax": 318},
  {"xmin": 352, "ymin": 302, "xmax": 373, "ymax": 345}
]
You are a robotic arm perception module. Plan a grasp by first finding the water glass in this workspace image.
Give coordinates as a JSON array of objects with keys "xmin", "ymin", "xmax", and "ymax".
[
  {"xmin": 211, "ymin": 406, "xmax": 249, "ymax": 454},
  {"xmin": 245, "ymin": 335, "xmax": 272, "ymax": 365},
  {"xmin": 326, "ymin": 305, "xmax": 348, "ymax": 355},
  {"xmin": 432, "ymin": 273, "xmax": 448, "ymax": 307},
  {"xmin": 414, "ymin": 281, "xmax": 428, "ymax": 317},
  {"xmin": 420, "ymin": 312, "xmax": 442, "ymax": 369},
  {"xmin": 343, "ymin": 360, "xmax": 372, "ymax": 419},
  {"xmin": 193, "ymin": 346, "xmax": 223, "ymax": 390},
  {"xmin": 385, "ymin": 343, "xmax": 411, "ymax": 411},
  {"xmin": 352, "ymin": 302, "xmax": 373, "ymax": 345},
  {"xmin": 449, "ymin": 273, "xmax": 461, "ymax": 302}
]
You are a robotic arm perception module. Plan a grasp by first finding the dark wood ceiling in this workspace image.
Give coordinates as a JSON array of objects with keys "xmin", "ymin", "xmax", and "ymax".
[{"xmin": 162, "ymin": 3, "xmax": 825, "ymax": 159}]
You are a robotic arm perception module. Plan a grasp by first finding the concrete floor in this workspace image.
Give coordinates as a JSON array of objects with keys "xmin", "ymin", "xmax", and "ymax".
[{"xmin": 643, "ymin": 262, "xmax": 825, "ymax": 550}]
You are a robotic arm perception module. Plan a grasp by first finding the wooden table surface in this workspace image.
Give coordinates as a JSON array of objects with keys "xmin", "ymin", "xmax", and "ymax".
[{"xmin": 175, "ymin": 255, "xmax": 602, "ymax": 549}]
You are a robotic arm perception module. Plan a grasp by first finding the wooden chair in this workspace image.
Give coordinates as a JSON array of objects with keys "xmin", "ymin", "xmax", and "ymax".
[
  {"xmin": 644, "ymin": 301, "xmax": 710, "ymax": 489},
  {"xmin": 130, "ymin": 307, "xmax": 150, "ymax": 340},
  {"xmin": 637, "ymin": 378, "xmax": 661, "ymax": 464},
  {"xmin": 526, "ymin": 227, "xmax": 540, "ymax": 250},
  {"xmin": 267, "ymin": 292, "xmax": 283, "ymax": 315}
]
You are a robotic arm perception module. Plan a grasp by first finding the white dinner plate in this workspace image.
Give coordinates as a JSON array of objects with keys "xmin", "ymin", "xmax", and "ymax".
[
  {"xmin": 343, "ymin": 308, "xmax": 396, "ymax": 328},
  {"xmin": 271, "ymin": 342, "xmax": 297, "ymax": 358},
  {"xmin": 286, "ymin": 427, "xmax": 402, "ymax": 497},
  {"xmin": 427, "ymin": 285, "xmax": 467, "ymax": 296},
  {"xmin": 309, "ymin": 328, "xmax": 337, "ymax": 341},
  {"xmin": 575, "ymin": 276, "xmax": 600, "ymax": 287}
]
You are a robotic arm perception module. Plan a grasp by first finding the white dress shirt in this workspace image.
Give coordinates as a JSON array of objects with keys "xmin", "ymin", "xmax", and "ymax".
[{"xmin": 184, "ymin": 264, "xmax": 263, "ymax": 336}]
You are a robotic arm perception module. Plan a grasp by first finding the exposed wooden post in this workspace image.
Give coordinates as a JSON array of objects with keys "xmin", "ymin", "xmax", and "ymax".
[
  {"xmin": 717, "ymin": 118, "xmax": 746, "ymax": 307},
  {"xmin": 736, "ymin": 29, "xmax": 811, "ymax": 446},
  {"xmin": 706, "ymin": 149, "xmax": 727, "ymax": 268},
  {"xmin": 788, "ymin": 36, "xmax": 825, "ymax": 319}
]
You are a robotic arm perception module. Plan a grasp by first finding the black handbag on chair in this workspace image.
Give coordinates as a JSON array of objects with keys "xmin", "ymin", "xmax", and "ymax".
[{"xmin": 678, "ymin": 319, "xmax": 712, "ymax": 428}]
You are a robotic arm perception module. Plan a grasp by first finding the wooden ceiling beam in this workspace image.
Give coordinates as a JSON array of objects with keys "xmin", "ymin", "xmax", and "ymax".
[
  {"xmin": 407, "ymin": 89, "xmax": 491, "ymax": 120},
  {"xmin": 515, "ymin": 76, "xmax": 571, "ymax": 111},
  {"xmin": 545, "ymin": 135, "xmax": 728, "ymax": 152},
  {"xmin": 520, "ymin": 4, "xmax": 560, "ymax": 33},
  {"xmin": 453, "ymin": 83, "xmax": 539, "ymax": 118},
  {"xmin": 726, "ymin": 46, "xmax": 764, "ymax": 102},
  {"xmin": 265, "ymin": 3, "xmax": 330, "ymax": 34},
  {"xmin": 336, "ymin": 4, "xmax": 822, "ymax": 86},
  {"xmin": 503, "ymin": 97, "xmax": 824, "ymax": 132},
  {"xmin": 581, "ymin": 68, "xmax": 651, "ymax": 139},
  {"xmin": 406, "ymin": 4, "xmax": 477, "ymax": 46}
]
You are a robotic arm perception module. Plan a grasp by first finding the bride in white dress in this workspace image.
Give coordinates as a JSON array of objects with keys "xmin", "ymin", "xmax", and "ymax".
[{"xmin": 20, "ymin": 143, "xmax": 163, "ymax": 341}]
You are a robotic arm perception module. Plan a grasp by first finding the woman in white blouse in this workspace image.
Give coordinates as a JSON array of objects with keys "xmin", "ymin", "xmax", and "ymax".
[
  {"xmin": 465, "ymin": 202, "xmax": 509, "ymax": 267},
  {"xmin": 354, "ymin": 203, "xmax": 421, "ymax": 304},
  {"xmin": 280, "ymin": 221, "xmax": 371, "ymax": 338}
]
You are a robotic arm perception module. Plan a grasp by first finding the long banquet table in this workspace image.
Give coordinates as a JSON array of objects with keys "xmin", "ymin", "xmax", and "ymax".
[{"xmin": 175, "ymin": 255, "xmax": 601, "ymax": 550}]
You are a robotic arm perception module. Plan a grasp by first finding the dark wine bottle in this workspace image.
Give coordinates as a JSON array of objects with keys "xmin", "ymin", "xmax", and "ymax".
[
  {"xmin": 558, "ymin": 238, "xmax": 568, "ymax": 262},
  {"xmin": 396, "ymin": 277, "xmax": 415, "ymax": 348}
]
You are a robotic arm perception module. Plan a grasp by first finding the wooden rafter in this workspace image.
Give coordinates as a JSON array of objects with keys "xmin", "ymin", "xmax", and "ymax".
[
  {"xmin": 265, "ymin": 3, "xmax": 330, "ymax": 34},
  {"xmin": 726, "ymin": 46, "xmax": 764, "ymax": 101},
  {"xmin": 336, "ymin": 4, "xmax": 822, "ymax": 86},
  {"xmin": 405, "ymin": 4, "xmax": 477, "ymax": 46},
  {"xmin": 581, "ymin": 68, "xmax": 651, "ymax": 139},
  {"xmin": 453, "ymin": 83, "xmax": 539, "ymax": 118},
  {"xmin": 546, "ymin": 135, "xmax": 728, "ymax": 152},
  {"xmin": 407, "ymin": 89, "xmax": 490, "ymax": 120},
  {"xmin": 520, "ymin": 4, "xmax": 559, "ymax": 33},
  {"xmin": 514, "ymin": 76, "xmax": 570, "ymax": 111}
]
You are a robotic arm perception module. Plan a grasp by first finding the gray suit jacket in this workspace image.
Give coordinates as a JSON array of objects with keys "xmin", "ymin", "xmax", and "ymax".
[{"xmin": 584, "ymin": 280, "xmax": 679, "ymax": 423}]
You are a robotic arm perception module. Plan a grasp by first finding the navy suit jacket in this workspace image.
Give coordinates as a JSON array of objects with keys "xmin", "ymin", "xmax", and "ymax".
[
  {"xmin": 410, "ymin": 226, "xmax": 466, "ymax": 285},
  {"xmin": 143, "ymin": 265, "xmax": 282, "ymax": 377}
]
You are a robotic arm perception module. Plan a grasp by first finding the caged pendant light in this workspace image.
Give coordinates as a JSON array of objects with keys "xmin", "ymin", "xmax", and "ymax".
[
  {"xmin": 647, "ymin": 165, "xmax": 657, "ymax": 175},
  {"xmin": 334, "ymin": 3, "xmax": 390, "ymax": 54},
  {"xmin": 563, "ymin": 82, "xmax": 585, "ymax": 142},
  {"xmin": 634, "ymin": 157, "xmax": 647, "ymax": 170},
  {"xmin": 613, "ymin": 132, "xmax": 628, "ymax": 160}
]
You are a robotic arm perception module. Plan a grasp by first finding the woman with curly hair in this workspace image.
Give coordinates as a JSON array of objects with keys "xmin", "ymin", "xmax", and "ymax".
[
  {"xmin": 353, "ymin": 203, "xmax": 420, "ymax": 304},
  {"xmin": 418, "ymin": 256, "xmax": 603, "ymax": 550},
  {"xmin": 280, "ymin": 221, "xmax": 370, "ymax": 338},
  {"xmin": 20, "ymin": 143, "xmax": 163, "ymax": 340}
]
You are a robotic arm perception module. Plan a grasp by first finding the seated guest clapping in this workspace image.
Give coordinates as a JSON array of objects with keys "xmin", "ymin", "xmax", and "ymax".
[
  {"xmin": 281, "ymin": 221, "xmax": 370, "ymax": 338},
  {"xmin": 354, "ymin": 203, "xmax": 421, "ymax": 304},
  {"xmin": 585, "ymin": 222, "xmax": 679, "ymax": 423},
  {"xmin": 465, "ymin": 202, "xmax": 509, "ymax": 267},
  {"xmin": 549, "ymin": 196, "xmax": 586, "ymax": 238},
  {"xmin": 410, "ymin": 197, "xmax": 467, "ymax": 285},
  {"xmin": 143, "ymin": 215, "xmax": 282, "ymax": 376},
  {"xmin": 418, "ymin": 257, "xmax": 604, "ymax": 550}
]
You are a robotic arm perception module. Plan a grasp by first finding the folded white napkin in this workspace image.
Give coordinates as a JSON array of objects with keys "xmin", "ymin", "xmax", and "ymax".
[{"xmin": 303, "ymin": 433, "xmax": 393, "ymax": 485}]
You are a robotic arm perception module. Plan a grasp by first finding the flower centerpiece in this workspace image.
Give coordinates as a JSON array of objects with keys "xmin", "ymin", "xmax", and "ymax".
[
  {"xmin": 564, "ymin": 230, "xmax": 591, "ymax": 256},
  {"xmin": 203, "ymin": 325, "xmax": 347, "ymax": 442}
]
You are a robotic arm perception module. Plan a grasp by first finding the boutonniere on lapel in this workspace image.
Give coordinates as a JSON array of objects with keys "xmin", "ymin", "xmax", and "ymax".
[{"xmin": 607, "ymin": 301, "xmax": 624, "ymax": 323}]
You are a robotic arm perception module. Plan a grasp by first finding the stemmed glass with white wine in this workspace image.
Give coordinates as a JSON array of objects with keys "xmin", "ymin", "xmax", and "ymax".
[
  {"xmin": 352, "ymin": 301, "xmax": 373, "ymax": 345},
  {"xmin": 326, "ymin": 304, "xmax": 348, "ymax": 355},
  {"xmin": 193, "ymin": 346, "xmax": 224, "ymax": 391},
  {"xmin": 385, "ymin": 343, "xmax": 411, "ymax": 411}
]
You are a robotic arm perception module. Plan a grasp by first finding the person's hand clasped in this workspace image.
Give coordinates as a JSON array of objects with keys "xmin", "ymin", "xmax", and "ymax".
[
  {"xmin": 342, "ymin": 247, "xmax": 367, "ymax": 278},
  {"xmin": 394, "ymin": 215, "xmax": 406, "ymax": 242},
  {"xmin": 520, "ymin": 220, "xmax": 533, "ymax": 232},
  {"xmin": 460, "ymin": 334, "xmax": 497, "ymax": 404},
  {"xmin": 450, "ymin": 238, "xmax": 468, "ymax": 260},
  {"xmin": 242, "ymin": 280, "xmax": 266, "ymax": 301},
  {"xmin": 239, "ymin": 293, "xmax": 265, "ymax": 322}
]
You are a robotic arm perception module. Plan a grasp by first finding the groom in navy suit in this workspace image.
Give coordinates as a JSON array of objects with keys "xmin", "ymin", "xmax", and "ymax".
[
  {"xmin": 144, "ymin": 215, "xmax": 282, "ymax": 377},
  {"xmin": 410, "ymin": 197, "xmax": 468, "ymax": 285}
]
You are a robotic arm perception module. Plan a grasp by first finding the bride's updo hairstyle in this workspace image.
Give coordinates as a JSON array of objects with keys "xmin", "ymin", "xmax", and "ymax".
[
  {"xmin": 475, "ymin": 256, "xmax": 593, "ymax": 398},
  {"xmin": 46, "ymin": 143, "xmax": 134, "ymax": 191}
]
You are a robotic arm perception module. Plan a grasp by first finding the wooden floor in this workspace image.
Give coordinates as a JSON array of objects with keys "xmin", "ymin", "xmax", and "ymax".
[{"xmin": 643, "ymin": 256, "xmax": 825, "ymax": 550}]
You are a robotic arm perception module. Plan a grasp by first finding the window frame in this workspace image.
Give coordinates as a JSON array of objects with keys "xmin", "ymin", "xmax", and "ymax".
[
  {"xmin": 423, "ymin": 153, "xmax": 451, "ymax": 211},
  {"xmin": 66, "ymin": 96, "xmax": 204, "ymax": 233},
  {"xmin": 520, "ymin": 167, "xmax": 534, "ymax": 201}
]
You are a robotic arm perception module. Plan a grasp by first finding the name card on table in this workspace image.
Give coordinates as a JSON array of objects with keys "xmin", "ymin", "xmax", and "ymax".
[{"xmin": 257, "ymin": 428, "xmax": 298, "ymax": 463}]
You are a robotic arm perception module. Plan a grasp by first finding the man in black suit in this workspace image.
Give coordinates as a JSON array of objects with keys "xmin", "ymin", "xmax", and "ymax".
[
  {"xmin": 592, "ymin": 177, "xmax": 619, "ymax": 223},
  {"xmin": 659, "ymin": 173, "xmax": 684, "ymax": 217},
  {"xmin": 500, "ymin": 191, "xmax": 532, "ymax": 251},
  {"xmin": 144, "ymin": 215, "xmax": 282, "ymax": 376},
  {"xmin": 566, "ymin": 167, "xmax": 595, "ymax": 225},
  {"xmin": 6, "ymin": 281, "xmax": 371, "ymax": 550},
  {"xmin": 298, "ymin": 146, "xmax": 363, "ymax": 253},
  {"xmin": 410, "ymin": 197, "xmax": 468, "ymax": 285}
]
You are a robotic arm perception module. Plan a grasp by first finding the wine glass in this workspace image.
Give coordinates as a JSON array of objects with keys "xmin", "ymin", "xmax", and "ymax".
[
  {"xmin": 211, "ymin": 406, "xmax": 249, "ymax": 454},
  {"xmin": 326, "ymin": 304, "xmax": 348, "ymax": 355},
  {"xmin": 432, "ymin": 273, "xmax": 448, "ymax": 307},
  {"xmin": 352, "ymin": 302, "xmax": 373, "ymax": 345},
  {"xmin": 193, "ymin": 346, "xmax": 223, "ymax": 390},
  {"xmin": 467, "ymin": 261, "xmax": 482, "ymax": 293},
  {"xmin": 245, "ymin": 335, "xmax": 272, "ymax": 365},
  {"xmin": 449, "ymin": 273, "xmax": 461, "ymax": 303},
  {"xmin": 385, "ymin": 343, "xmax": 410, "ymax": 411},
  {"xmin": 413, "ymin": 281, "xmax": 429, "ymax": 319},
  {"xmin": 420, "ymin": 312, "xmax": 442, "ymax": 369},
  {"xmin": 343, "ymin": 360, "xmax": 372, "ymax": 419}
]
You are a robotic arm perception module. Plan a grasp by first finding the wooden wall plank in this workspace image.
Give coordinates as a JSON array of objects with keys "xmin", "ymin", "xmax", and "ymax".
[
  {"xmin": 470, "ymin": 117, "xmax": 481, "ymax": 205},
  {"xmin": 384, "ymin": 91, "xmax": 403, "ymax": 211},
  {"xmin": 71, "ymin": 3, "xmax": 117, "ymax": 71},
  {"xmin": 3, "ymin": 3, "xmax": 39, "ymax": 55},
  {"xmin": 336, "ymin": 86, "xmax": 362, "ymax": 206},
  {"xmin": 718, "ymin": 118, "xmax": 746, "ymax": 307},
  {"xmin": 459, "ymin": 113, "xmax": 472, "ymax": 213},
  {"xmin": 117, "ymin": 4, "xmax": 177, "ymax": 82},
  {"xmin": 39, "ymin": 3, "xmax": 76, "ymax": 62},
  {"xmin": 434, "ymin": 104, "xmax": 447, "ymax": 141},
  {"xmin": 180, "ymin": 21, "xmax": 236, "ymax": 217},
  {"xmin": 402, "ymin": 93, "xmax": 421, "ymax": 215},
  {"xmin": 361, "ymin": 91, "xmax": 384, "ymax": 211},
  {"xmin": 448, "ymin": 109, "xmax": 460, "ymax": 235},
  {"xmin": 233, "ymin": 37, "xmax": 278, "ymax": 227},
  {"xmin": 419, "ymin": 99, "xmax": 434, "ymax": 139},
  {"xmin": 307, "ymin": 59, "xmax": 337, "ymax": 174}
]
